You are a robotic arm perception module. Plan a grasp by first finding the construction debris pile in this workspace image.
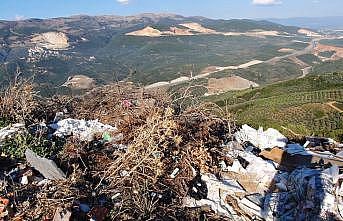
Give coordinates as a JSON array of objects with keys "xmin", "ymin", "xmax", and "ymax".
[{"xmin": 0, "ymin": 82, "xmax": 343, "ymax": 220}]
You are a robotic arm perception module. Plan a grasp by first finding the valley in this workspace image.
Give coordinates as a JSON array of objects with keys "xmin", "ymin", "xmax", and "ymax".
[
  {"xmin": 0, "ymin": 1, "xmax": 343, "ymax": 220},
  {"xmin": 203, "ymin": 72, "xmax": 343, "ymax": 141},
  {"xmin": 1, "ymin": 13, "xmax": 342, "ymax": 94}
]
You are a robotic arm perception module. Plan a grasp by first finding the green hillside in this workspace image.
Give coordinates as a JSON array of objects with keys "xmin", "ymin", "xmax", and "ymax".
[
  {"xmin": 205, "ymin": 72, "xmax": 343, "ymax": 141},
  {"xmin": 0, "ymin": 14, "xmax": 309, "ymax": 89}
]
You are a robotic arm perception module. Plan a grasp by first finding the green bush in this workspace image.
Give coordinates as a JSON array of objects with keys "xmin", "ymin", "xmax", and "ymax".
[
  {"xmin": 0, "ymin": 118, "xmax": 10, "ymax": 129},
  {"xmin": 1, "ymin": 133, "xmax": 63, "ymax": 159}
]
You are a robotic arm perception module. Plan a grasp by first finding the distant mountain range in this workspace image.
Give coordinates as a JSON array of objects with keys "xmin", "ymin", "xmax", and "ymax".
[
  {"xmin": 0, "ymin": 13, "xmax": 342, "ymax": 95},
  {"xmin": 268, "ymin": 16, "xmax": 343, "ymax": 30}
]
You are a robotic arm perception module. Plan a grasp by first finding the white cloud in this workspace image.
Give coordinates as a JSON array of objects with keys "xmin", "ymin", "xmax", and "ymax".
[
  {"xmin": 252, "ymin": 0, "xmax": 282, "ymax": 5},
  {"xmin": 117, "ymin": 0, "xmax": 130, "ymax": 4},
  {"xmin": 14, "ymin": 15, "xmax": 25, "ymax": 21}
]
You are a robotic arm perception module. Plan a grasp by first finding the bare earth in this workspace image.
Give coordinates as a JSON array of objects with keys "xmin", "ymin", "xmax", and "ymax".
[
  {"xmin": 314, "ymin": 43, "xmax": 343, "ymax": 60},
  {"xmin": 326, "ymin": 101, "xmax": 343, "ymax": 113},
  {"xmin": 126, "ymin": 26, "xmax": 162, "ymax": 37},
  {"xmin": 179, "ymin": 22, "xmax": 217, "ymax": 33},
  {"xmin": 238, "ymin": 60, "xmax": 264, "ymax": 69},
  {"xmin": 297, "ymin": 29, "xmax": 321, "ymax": 37},
  {"xmin": 278, "ymin": 48, "xmax": 296, "ymax": 53},
  {"xmin": 127, "ymin": 23, "xmax": 284, "ymax": 38},
  {"xmin": 31, "ymin": 32, "xmax": 69, "ymax": 50},
  {"xmin": 126, "ymin": 26, "xmax": 194, "ymax": 37},
  {"xmin": 62, "ymin": 75, "xmax": 96, "ymax": 89},
  {"xmin": 207, "ymin": 75, "xmax": 259, "ymax": 95}
]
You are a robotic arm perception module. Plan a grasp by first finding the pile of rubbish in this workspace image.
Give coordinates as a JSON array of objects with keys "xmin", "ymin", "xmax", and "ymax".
[{"xmin": 0, "ymin": 83, "xmax": 343, "ymax": 220}]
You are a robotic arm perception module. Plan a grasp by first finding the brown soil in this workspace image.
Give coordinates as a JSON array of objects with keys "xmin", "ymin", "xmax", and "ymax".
[
  {"xmin": 278, "ymin": 48, "xmax": 296, "ymax": 53},
  {"xmin": 31, "ymin": 32, "xmax": 69, "ymax": 50},
  {"xmin": 126, "ymin": 26, "xmax": 162, "ymax": 37},
  {"xmin": 62, "ymin": 75, "xmax": 96, "ymax": 89},
  {"xmin": 179, "ymin": 23, "xmax": 217, "ymax": 34},
  {"xmin": 200, "ymin": 66, "xmax": 222, "ymax": 74},
  {"xmin": 297, "ymin": 29, "xmax": 320, "ymax": 37},
  {"xmin": 207, "ymin": 75, "xmax": 259, "ymax": 94},
  {"xmin": 314, "ymin": 43, "xmax": 343, "ymax": 59}
]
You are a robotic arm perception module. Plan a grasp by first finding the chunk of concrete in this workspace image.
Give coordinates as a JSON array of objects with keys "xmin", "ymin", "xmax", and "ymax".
[{"xmin": 25, "ymin": 149, "xmax": 66, "ymax": 180}]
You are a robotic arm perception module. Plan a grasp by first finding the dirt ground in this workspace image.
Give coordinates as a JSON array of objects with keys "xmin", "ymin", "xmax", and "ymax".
[
  {"xmin": 62, "ymin": 75, "xmax": 96, "ymax": 89},
  {"xmin": 31, "ymin": 32, "xmax": 69, "ymax": 50},
  {"xmin": 126, "ymin": 26, "xmax": 162, "ymax": 37},
  {"xmin": 207, "ymin": 75, "xmax": 259, "ymax": 94},
  {"xmin": 314, "ymin": 43, "xmax": 343, "ymax": 60}
]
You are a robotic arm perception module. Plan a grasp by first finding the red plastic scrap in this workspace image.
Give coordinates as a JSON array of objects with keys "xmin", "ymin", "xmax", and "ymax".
[
  {"xmin": 0, "ymin": 198, "xmax": 9, "ymax": 206},
  {"xmin": 122, "ymin": 99, "xmax": 132, "ymax": 108},
  {"xmin": 0, "ymin": 197, "xmax": 9, "ymax": 217}
]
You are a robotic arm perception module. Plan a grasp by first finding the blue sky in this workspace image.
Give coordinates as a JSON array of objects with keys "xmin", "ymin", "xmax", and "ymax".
[{"xmin": 1, "ymin": 0, "xmax": 342, "ymax": 21}]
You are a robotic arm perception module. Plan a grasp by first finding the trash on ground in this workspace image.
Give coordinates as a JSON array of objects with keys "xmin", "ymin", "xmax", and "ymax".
[
  {"xmin": 1, "ymin": 83, "xmax": 343, "ymax": 220},
  {"xmin": 235, "ymin": 124, "xmax": 288, "ymax": 150},
  {"xmin": 0, "ymin": 123, "xmax": 25, "ymax": 142},
  {"xmin": 49, "ymin": 118, "xmax": 122, "ymax": 142},
  {"xmin": 52, "ymin": 207, "xmax": 72, "ymax": 221}
]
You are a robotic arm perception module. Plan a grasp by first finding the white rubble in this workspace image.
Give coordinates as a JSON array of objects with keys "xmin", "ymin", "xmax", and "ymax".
[
  {"xmin": 235, "ymin": 124, "xmax": 288, "ymax": 150},
  {"xmin": 49, "ymin": 118, "xmax": 121, "ymax": 142},
  {"xmin": 0, "ymin": 123, "xmax": 25, "ymax": 142},
  {"xmin": 183, "ymin": 173, "xmax": 245, "ymax": 219}
]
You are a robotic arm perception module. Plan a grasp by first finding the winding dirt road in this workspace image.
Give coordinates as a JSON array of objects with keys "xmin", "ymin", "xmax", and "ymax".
[{"xmin": 145, "ymin": 36, "xmax": 339, "ymax": 89}]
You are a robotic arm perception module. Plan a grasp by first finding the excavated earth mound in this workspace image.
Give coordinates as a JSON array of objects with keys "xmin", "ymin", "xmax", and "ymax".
[{"xmin": 31, "ymin": 32, "xmax": 69, "ymax": 50}]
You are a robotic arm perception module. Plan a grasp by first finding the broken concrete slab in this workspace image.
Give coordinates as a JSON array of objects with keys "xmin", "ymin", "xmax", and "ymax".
[{"xmin": 25, "ymin": 149, "xmax": 66, "ymax": 180}]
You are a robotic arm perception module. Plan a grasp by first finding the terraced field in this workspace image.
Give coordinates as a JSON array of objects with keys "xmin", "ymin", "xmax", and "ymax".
[{"xmin": 205, "ymin": 73, "xmax": 343, "ymax": 141}]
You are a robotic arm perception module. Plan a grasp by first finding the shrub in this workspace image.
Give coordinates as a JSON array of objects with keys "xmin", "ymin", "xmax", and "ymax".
[
  {"xmin": 1, "ymin": 132, "xmax": 63, "ymax": 159},
  {"xmin": 0, "ymin": 79, "xmax": 38, "ymax": 124}
]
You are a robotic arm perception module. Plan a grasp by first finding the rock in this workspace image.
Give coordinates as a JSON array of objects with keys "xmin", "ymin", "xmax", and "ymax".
[
  {"xmin": 25, "ymin": 149, "xmax": 66, "ymax": 180},
  {"xmin": 31, "ymin": 32, "xmax": 69, "ymax": 50}
]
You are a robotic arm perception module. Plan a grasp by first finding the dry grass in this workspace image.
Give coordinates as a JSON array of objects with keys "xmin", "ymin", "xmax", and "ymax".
[
  {"xmin": 1, "ymin": 82, "xmax": 236, "ymax": 220},
  {"xmin": 0, "ymin": 79, "xmax": 38, "ymax": 124}
]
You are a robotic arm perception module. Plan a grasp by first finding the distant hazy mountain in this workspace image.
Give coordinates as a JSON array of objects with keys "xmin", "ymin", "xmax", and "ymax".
[
  {"xmin": 268, "ymin": 16, "xmax": 343, "ymax": 30},
  {"xmin": 0, "ymin": 13, "xmax": 305, "ymax": 89}
]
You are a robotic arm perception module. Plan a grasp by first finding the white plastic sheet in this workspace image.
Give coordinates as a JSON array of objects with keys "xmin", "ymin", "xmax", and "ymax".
[
  {"xmin": 183, "ymin": 173, "xmax": 245, "ymax": 218},
  {"xmin": 235, "ymin": 124, "xmax": 288, "ymax": 149},
  {"xmin": 0, "ymin": 123, "xmax": 25, "ymax": 142},
  {"xmin": 49, "ymin": 118, "xmax": 120, "ymax": 141}
]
